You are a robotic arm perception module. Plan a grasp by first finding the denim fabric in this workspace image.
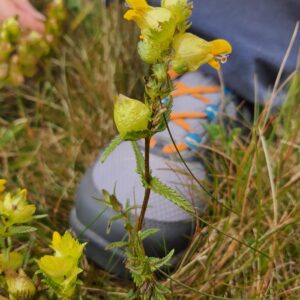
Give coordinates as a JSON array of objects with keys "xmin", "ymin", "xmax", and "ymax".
[{"xmin": 149, "ymin": 0, "xmax": 300, "ymax": 104}]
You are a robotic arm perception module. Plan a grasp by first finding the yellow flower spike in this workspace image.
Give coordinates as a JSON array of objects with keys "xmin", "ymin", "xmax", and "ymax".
[
  {"xmin": 171, "ymin": 33, "xmax": 232, "ymax": 74},
  {"xmin": 0, "ymin": 179, "xmax": 6, "ymax": 193},
  {"xmin": 114, "ymin": 94, "xmax": 151, "ymax": 138},
  {"xmin": 51, "ymin": 231, "xmax": 86, "ymax": 261}
]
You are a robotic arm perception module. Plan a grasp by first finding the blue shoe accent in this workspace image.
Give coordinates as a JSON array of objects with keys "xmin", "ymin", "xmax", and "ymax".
[
  {"xmin": 205, "ymin": 104, "xmax": 219, "ymax": 121},
  {"xmin": 161, "ymin": 97, "xmax": 170, "ymax": 106},
  {"xmin": 185, "ymin": 133, "xmax": 202, "ymax": 150},
  {"xmin": 224, "ymin": 86, "xmax": 231, "ymax": 96}
]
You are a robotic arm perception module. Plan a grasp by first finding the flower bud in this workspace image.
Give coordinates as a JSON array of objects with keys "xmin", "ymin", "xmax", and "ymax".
[
  {"xmin": 138, "ymin": 39, "xmax": 168, "ymax": 64},
  {"xmin": 6, "ymin": 269, "xmax": 36, "ymax": 300},
  {"xmin": 152, "ymin": 64, "xmax": 167, "ymax": 82},
  {"xmin": 171, "ymin": 33, "xmax": 232, "ymax": 74},
  {"xmin": 114, "ymin": 95, "xmax": 151, "ymax": 138}
]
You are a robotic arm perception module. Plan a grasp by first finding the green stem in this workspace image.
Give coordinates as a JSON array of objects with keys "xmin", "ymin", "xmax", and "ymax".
[{"xmin": 137, "ymin": 136, "xmax": 151, "ymax": 232}]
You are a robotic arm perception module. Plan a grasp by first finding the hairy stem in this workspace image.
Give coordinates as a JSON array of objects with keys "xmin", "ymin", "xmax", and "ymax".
[{"xmin": 137, "ymin": 136, "xmax": 151, "ymax": 231}]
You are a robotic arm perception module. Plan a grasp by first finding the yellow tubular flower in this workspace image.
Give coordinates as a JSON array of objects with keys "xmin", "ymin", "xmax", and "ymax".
[
  {"xmin": 0, "ymin": 189, "xmax": 36, "ymax": 225},
  {"xmin": 51, "ymin": 231, "xmax": 85, "ymax": 261},
  {"xmin": 0, "ymin": 179, "xmax": 6, "ymax": 193},
  {"xmin": 171, "ymin": 33, "xmax": 232, "ymax": 74},
  {"xmin": 124, "ymin": 0, "xmax": 176, "ymax": 43}
]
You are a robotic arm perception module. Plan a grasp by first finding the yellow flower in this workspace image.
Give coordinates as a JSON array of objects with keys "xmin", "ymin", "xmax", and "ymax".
[
  {"xmin": 51, "ymin": 231, "xmax": 85, "ymax": 261},
  {"xmin": 0, "ymin": 189, "xmax": 36, "ymax": 225},
  {"xmin": 114, "ymin": 94, "xmax": 151, "ymax": 138},
  {"xmin": 0, "ymin": 179, "xmax": 6, "ymax": 194},
  {"xmin": 171, "ymin": 33, "xmax": 232, "ymax": 74},
  {"xmin": 124, "ymin": 0, "xmax": 176, "ymax": 43},
  {"xmin": 37, "ymin": 255, "xmax": 82, "ymax": 296},
  {"xmin": 0, "ymin": 251, "xmax": 23, "ymax": 273}
]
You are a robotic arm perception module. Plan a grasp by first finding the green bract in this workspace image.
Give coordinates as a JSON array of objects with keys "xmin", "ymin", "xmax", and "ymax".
[
  {"xmin": 161, "ymin": 0, "xmax": 192, "ymax": 24},
  {"xmin": 114, "ymin": 95, "xmax": 151, "ymax": 138}
]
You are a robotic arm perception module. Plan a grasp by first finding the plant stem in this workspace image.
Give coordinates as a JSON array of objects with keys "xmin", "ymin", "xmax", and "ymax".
[{"xmin": 137, "ymin": 136, "xmax": 151, "ymax": 231}]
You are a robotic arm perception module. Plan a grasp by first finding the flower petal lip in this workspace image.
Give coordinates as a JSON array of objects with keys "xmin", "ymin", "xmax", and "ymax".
[{"xmin": 126, "ymin": 0, "xmax": 150, "ymax": 10}]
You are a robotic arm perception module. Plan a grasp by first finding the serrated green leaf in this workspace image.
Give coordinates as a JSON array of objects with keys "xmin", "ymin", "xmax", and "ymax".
[
  {"xmin": 101, "ymin": 135, "xmax": 123, "ymax": 163},
  {"xmin": 131, "ymin": 141, "xmax": 145, "ymax": 179},
  {"xmin": 106, "ymin": 240, "xmax": 128, "ymax": 250},
  {"xmin": 8, "ymin": 226, "xmax": 37, "ymax": 236},
  {"xmin": 139, "ymin": 228, "xmax": 160, "ymax": 240},
  {"xmin": 150, "ymin": 177, "xmax": 193, "ymax": 214},
  {"xmin": 150, "ymin": 249, "xmax": 174, "ymax": 270}
]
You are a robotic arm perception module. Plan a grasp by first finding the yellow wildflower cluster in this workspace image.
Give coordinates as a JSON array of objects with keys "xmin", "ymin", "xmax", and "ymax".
[
  {"xmin": 0, "ymin": 180, "xmax": 35, "ymax": 227},
  {"xmin": 124, "ymin": 0, "xmax": 232, "ymax": 72},
  {"xmin": 0, "ymin": 0, "xmax": 66, "ymax": 86},
  {"xmin": 37, "ymin": 231, "xmax": 86, "ymax": 298}
]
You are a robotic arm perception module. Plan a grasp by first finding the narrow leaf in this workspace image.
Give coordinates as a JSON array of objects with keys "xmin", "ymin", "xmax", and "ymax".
[
  {"xmin": 8, "ymin": 226, "xmax": 37, "ymax": 236},
  {"xmin": 150, "ymin": 177, "xmax": 193, "ymax": 214},
  {"xmin": 150, "ymin": 249, "xmax": 174, "ymax": 270},
  {"xmin": 106, "ymin": 240, "xmax": 128, "ymax": 250},
  {"xmin": 101, "ymin": 135, "xmax": 123, "ymax": 163},
  {"xmin": 139, "ymin": 228, "xmax": 160, "ymax": 240},
  {"xmin": 131, "ymin": 141, "xmax": 145, "ymax": 177}
]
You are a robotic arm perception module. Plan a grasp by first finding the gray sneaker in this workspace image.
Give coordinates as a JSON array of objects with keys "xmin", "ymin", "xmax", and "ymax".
[{"xmin": 70, "ymin": 71, "xmax": 227, "ymax": 277}]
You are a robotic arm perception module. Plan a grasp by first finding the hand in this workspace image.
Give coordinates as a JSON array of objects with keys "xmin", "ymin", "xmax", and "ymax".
[{"xmin": 0, "ymin": 0, "xmax": 45, "ymax": 32}]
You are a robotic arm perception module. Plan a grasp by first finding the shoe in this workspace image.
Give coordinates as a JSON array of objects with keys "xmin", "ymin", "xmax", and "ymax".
[{"xmin": 70, "ymin": 71, "xmax": 226, "ymax": 277}]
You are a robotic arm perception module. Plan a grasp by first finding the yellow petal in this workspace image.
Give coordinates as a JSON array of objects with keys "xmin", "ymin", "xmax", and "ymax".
[
  {"xmin": 126, "ymin": 0, "xmax": 149, "ymax": 10},
  {"xmin": 52, "ymin": 231, "xmax": 62, "ymax": 248},
  {"xmin": 208, "ymin": 59, "xmax": 221, "ymax": 70},
  {"xmin": 0, "ymin": 179, "xmax": 6, "ymax": 193},
  {"xmin": 209, "ymin": 39, "xmax": 232, "ymax": 56}
]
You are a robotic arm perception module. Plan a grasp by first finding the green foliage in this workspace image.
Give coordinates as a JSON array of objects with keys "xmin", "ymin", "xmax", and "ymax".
[
  {"xmin": 5, "ymin": 225, "xmax": 37, "ymax": 236},
  {"xmin": 150, "ymin": 177, "xmax": 194, "ymax": 214},
  {"xmin": 131, "ymin": 141, "xmax": 146, "ymax": 181},
  {"xmin": 101, "ymin": 135, "xmax": 123, "ymax": 163}
]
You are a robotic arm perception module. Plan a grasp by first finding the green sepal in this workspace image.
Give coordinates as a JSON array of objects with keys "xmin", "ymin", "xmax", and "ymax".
[{"xmin": 123, "ymin": 130, "xmax": 152, "ymax": 141}]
